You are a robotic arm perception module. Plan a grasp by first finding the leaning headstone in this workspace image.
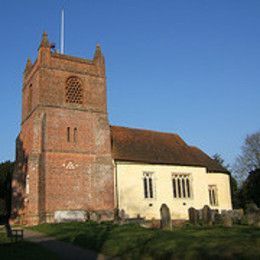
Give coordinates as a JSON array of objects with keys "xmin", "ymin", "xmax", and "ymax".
[
  {"xmin": 188, "ymin": 207, "xmax": 199, "ymax": 225},
  {"xmin": 160, "ymin": 204, "xmax": 172, "ymax": 230},
  {"xmin": 202, "ymin": 205, "xmax": 212, "ymax": 225}
]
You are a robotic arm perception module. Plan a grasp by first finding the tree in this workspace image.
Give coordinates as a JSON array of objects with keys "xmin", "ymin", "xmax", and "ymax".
[
  {"xmin": 0, "ymin": 160, "xmax": 14, "ymax": 220},
  {"xmin": 212, "ymin": 153, "xmax": 239, "ymax": 208},
  {"xmin": 237, "ymin": 169, "xmax": 260, "ymax": 208},
  {"xmin": 212, "ymin": 153, "xmax": 230, "ymax": 170},
  {"xmin": 233, "ymin": 131, "xmax": 260, "ymax": 181}
]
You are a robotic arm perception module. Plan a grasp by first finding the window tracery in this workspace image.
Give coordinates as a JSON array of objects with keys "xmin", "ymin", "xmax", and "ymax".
[{"xmin": 172, "ymin": 174, "xmax": 192, "ymax": 199}]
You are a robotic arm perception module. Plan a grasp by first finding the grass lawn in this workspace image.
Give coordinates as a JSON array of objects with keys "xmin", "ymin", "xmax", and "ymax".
[
  {"xmin": 0, "ymin": 232, "xmax": 58, "ymax": 260},
  {"xmin": 30, "ymin": 222, "xmax": 260, "ymax": 259}
]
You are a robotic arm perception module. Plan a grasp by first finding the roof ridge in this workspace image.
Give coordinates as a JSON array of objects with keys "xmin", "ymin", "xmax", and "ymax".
[{"xmin": 111, "ymin": 125, "xmax": 182, "ymax": 138}]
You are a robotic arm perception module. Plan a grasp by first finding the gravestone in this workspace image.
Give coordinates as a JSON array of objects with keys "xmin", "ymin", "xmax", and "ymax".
[
  {"xmin": 222, "ymin": 213, "xmax": 233, "ymax": 227},
  {"xmin": 198, "ymin": 209, "xmax": 203, "ymax": 221},
  {"xmin": 119, "ymin": 209, "xmax": 126, "ymax": 221},
  {"xmin": 221, "ymin": 209, "xmax": 244, "ymax": 224},
  {"xmin": 202, "ymin": 205, "xmax": 212, "ymax": 225},
  {"xmin": 214, "ymin": 213, "xmax": 222, "ymax": 225},
  {"xmin": 245, "ymin": 204, "xmax": 260, "ymax": 227},
  {"xmin": 231, "ymin": 209, "xmax": 244, "ymax": 224},
  {"xmin": 247, "ymin": 213, "xmax": 260, "ymax": 227},
  {"xmin": 210, "ymin": 209, "xmax": 219, "ymax": 224},
  {"xmin": 188, "ymin": 207, "xmax": 199, "ymax": 225},
  {"xmin": 89, "ymin": 211, "xmax": 100, "ymax": 222},
  {"xmin": 54, "ymin": 210, "xmax": 87, "ymax": 223},
  {"xmin": 160, "ymin": 204, "xmax": 172, "ymax": 230}
]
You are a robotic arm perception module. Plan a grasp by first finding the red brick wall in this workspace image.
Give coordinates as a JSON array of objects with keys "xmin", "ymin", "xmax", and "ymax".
[{"xmin": 12, "ymin": 34, "xmax": 114, "ymax": 225}]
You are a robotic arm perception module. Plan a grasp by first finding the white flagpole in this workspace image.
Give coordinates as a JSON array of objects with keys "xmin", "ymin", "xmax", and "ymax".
[{"xmin": 61, "ymin": 9, "xmax": 65, "ymax": 54}]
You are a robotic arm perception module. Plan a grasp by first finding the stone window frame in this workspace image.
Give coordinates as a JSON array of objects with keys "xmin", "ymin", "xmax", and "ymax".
[
  {"xmin": 208, "ymin": 185, "xmax": 218, "ymax": 206},
  {"xmin": 172, "ymin": 173, "xmax": 193, "ymax": 199},
  {"xmin": 65, "ymin": 76, "xmax": 83, "ymax": 105},
  {"xmin": 143, "ymin": 172, "xmax": 156, "ymax": 199}
]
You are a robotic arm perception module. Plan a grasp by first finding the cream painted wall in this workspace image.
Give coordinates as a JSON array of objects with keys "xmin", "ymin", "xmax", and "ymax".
[{"xmin": 115, "ymin": 161, "xmax": 232, "ymax": 220}]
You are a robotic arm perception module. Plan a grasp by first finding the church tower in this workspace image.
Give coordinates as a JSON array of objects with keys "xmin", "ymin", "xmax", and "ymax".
[{"xmin": 12, "ymin": 32, "xmax": 114, "ymax": 225}]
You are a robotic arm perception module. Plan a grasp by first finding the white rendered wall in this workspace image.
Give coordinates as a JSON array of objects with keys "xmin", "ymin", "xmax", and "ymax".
[{"xmin": 115, "ymin": 162, "xmax": 232, "ymax": 220}]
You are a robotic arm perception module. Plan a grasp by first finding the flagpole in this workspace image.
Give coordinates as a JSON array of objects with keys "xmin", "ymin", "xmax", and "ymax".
[{"xmin": 61, "ymin": 9, "xmax": 64, "ymax": 54}]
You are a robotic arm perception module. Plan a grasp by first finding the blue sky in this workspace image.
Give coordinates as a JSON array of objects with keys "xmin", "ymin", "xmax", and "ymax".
[{"xmin": 0, "ymin": 0, "xmax": 259, "ymax": 168}]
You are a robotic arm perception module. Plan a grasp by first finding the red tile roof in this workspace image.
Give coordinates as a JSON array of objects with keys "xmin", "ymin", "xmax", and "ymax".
[{"xmin": 111, "ymin": 126, "xmax": 229, "ymax": 173}]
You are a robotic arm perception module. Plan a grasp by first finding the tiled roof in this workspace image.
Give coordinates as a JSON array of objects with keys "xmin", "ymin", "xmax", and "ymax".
[{"xmin": 111, "ymin": 126, "xmax": 229, "ymax": 173}]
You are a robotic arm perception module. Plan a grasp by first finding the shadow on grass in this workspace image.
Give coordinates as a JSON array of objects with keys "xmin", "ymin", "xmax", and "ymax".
[
  {"xmin": 31, "ymin": 222, "xmax": 260, "ymax": 259},
  {"xmin": 0, "ymin": 233, "xmax": 58, "ymax": 260}
]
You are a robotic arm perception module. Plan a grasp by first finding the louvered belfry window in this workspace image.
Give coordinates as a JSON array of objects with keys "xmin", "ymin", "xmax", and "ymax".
[{"xmin": 65, "ymin": 76, "xmax": 83, "ymax": 104}]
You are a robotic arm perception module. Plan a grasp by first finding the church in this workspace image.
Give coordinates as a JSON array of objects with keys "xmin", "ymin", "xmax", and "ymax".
[{"xmin": 11, "ymin": 32, "xmax": 232, "ymax": 225}]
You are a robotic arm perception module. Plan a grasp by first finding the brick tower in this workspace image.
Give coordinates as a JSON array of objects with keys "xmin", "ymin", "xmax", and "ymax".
[{"xmin": 12, "ymin": 32, "xmax": 114, "ymax": 225}]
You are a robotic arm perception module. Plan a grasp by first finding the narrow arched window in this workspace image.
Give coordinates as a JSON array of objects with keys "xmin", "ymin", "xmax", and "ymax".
[
  {"xmin": 172, "ymin": 179, "xmax": 177, "ymax": 198},
  {"xmin": 67, "ymin": 127, "xmax": 70, "ymax": 142},
  {"xmin": 143, "ymin": 172, "xmax": 155, "ymax": 199},
  {"xmin": 186, "ymin": 179, "xmax": 190, "ymax": 198},
  {"xmin": 28, "ymin": 84, "xmax": 33, "ymax": 112},
  {"xmin": 182, "ymin": 178, "xmax": 186, "ymax": 198},
  {"xmin": 208, "ymin": 185, "xmax": 218, "ymax": 206},
  {"xmin": 73, "ymin": 128, "xmax": 78, "ymax": 143},
  {"xmin": 177, "ymin": 179, "xmax": 181, "ymax": 198},
  {"xmin": 65, "ymin": 76, "xmax": 83, "ymax": 104}
]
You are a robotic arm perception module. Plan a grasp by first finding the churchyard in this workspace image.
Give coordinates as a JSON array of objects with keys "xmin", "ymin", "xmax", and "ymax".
[
  {"xmin": 28, "ymin": 222, "xmax": 260, "ymax": 259},
  {"xmin": 1, "ymin": 201, "xmax": 260, "ymax": 259},
  {"xmin": 0, "ymin": 204, "xmax": 260, "ymax": 259}
]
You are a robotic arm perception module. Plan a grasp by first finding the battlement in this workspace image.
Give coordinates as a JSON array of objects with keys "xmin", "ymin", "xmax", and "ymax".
[
  {"xmin": 21, "ymin": 32, "xmax": 108, "ymax": 123},
  {"xmin": 23, "ymin": 32, "xmax": 105, "ymax": 85}
]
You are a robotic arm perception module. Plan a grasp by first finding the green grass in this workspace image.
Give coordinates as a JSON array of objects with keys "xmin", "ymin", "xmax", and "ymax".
[
  {"xmin": 0, "ymin": 232, "xmax": 58, "ymax": 260},
  {"xmin": 30, "ymin": 222, "xmax": 260, "ymax": 259}
]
